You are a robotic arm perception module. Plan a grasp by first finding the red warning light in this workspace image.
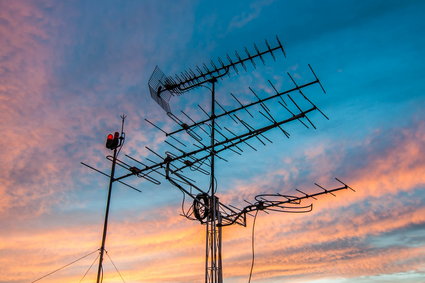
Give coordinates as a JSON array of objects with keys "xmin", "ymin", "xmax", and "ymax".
[{"xmin": 106, "ymin": 132, "xmax": 119, "ymax": 150}]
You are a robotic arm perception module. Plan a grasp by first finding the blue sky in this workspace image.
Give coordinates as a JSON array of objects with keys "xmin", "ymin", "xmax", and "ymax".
[{"xmin": 1, "ymin": 0, "xmax": 425, "ymax": 282}]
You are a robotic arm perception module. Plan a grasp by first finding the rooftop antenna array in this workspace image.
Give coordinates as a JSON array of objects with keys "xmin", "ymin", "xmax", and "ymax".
[{"xmin": 72, "ymin": 36, "xmax": 353, "ymax": 283}]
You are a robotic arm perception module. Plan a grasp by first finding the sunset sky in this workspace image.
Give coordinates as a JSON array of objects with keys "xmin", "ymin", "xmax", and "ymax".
[{"xmin": 1, "ymin": 0, "xmax": 425, "ymax": 282}]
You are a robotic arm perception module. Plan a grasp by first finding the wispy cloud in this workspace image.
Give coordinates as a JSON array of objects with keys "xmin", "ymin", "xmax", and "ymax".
[
  {"xmin": 228, "ymin": 0, "xmax": 275, "ymax": 30},
  {"xmin": 1, "ymin": 1, "xmax": 425, "ymax": 282},
  {"xmin": 0, "ymin": 1, "xmax": 72, "ymax": 217},
  {"xmin": 3, "ymin": 115, "xmax": 424, "ymax": 282}
]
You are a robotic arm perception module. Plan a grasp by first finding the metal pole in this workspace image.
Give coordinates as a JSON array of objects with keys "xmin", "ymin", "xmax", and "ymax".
[
  {"xmin": 211, "ymin": 79, "xmax": 216, "ymax": 283},
  {"xmin": 205, "ymin": 220, "xmax": 209, "ymax": 283},
  {"xmin": 210, "ymin": 78, "xmax": 222, "ymax": 283},
  {"xmin": 218, "ymin": 212, "xmax": 223, "ymax": 283},
  {"xmin": 96, "ymin": 147, "xmax": 117, "ymax": 283}
]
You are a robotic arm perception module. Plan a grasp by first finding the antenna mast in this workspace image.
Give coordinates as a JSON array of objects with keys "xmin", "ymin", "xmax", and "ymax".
[
  {"xmin": 82, "ymin": 36, "xmax": 354, "ymax": 283},
  {"xmin": 82, "ymin": 115, "xmax": 138, "ymax": 283}
]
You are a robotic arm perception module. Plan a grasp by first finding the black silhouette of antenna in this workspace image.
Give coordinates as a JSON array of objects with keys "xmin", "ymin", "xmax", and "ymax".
[
  {"xmin": 32, "ymin": 115, "xmax": 143, "ymax": 283},
  {"xmin": 148, "ymin": 36, "xmax": 285, "ymax": 113},
  {"xmin": 79, "ymin": 36, "xmax": 354, "ymax": 283},
  {"xmin": 80, "ymin": 114, "xmax": 148, "ymax": 283}
]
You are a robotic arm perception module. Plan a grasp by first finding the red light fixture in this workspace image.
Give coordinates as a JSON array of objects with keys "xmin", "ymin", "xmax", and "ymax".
[{"xmin": 106, "ymin": 132, "xmax": 120, "ymax": 150}]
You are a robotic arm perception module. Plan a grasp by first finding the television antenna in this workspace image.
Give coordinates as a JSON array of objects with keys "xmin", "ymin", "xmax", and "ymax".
[{"xmin": 78, "ymin": 36, "xmax": 354, "ymax": 283}]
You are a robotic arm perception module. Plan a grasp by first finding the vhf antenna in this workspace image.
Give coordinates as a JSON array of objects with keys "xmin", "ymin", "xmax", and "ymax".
[
  {"xmin": 80, "ymin": 36, "xmax": 354, "ymax": 283},
  {"xmin": 80, "ymin": 114, "xmax": 144, "ymax": 283}
]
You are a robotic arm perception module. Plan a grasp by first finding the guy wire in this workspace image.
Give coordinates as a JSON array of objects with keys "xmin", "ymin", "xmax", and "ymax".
[
  {"xmin": 106, "ymin": 250, "xmax": 126, "ymax": 283},
  {"xmin": 79, "ymin": 253, "xmax": 100, "ymax": 282},
  {"xmin": 248, "ymin": 210, "xmax": 259, "ymax": 283},
  {"xmin": 31, "ymin": 249, "xmax": 99, "ymax": 283}
]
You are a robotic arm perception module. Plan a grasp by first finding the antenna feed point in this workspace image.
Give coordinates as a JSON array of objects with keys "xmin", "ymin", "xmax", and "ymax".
[
  {"xmin": 256, "ymin": 201, "xmax": 265, "ymax": 210},
  {"xmin": 164, "ymin": 155, "xmax": 173, "ymax": 164}
]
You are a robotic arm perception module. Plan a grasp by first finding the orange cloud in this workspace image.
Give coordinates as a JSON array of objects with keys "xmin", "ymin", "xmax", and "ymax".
[
  {"xmin": 1, "ymin": 3, "xmax": 424, "ymax": 280},
  {"xmin": 0, "ymin": 0, "xmax": 157, "ymax": 220},
  {"xmin": 3, "ymin": 115, "xmax": 425, "ymax": 282}
]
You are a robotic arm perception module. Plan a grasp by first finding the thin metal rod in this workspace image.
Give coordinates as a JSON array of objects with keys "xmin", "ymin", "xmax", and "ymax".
[
  {"xmin": 96, "ymin": 148, "xmax": 118, "ymax": 283},
  {"xmin": 80, "ymin": 162, "xmax": 142, "ymax": 193}
]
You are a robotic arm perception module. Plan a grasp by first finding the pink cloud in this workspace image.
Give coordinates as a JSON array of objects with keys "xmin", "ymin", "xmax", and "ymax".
[
  {"xmin": 3, "ymin": 89, "xmax": 424, "ymax": 281},
  {"xmin": 0, "ymin": 1, "xmax": 159, "ymax": 219},
  {"xmin": 1, "ymin": 3, "xmax": 424, "ymax": 281},
  {"xmin": 0, "ymin": 1, "xmax": 69, "ymax": 217}
]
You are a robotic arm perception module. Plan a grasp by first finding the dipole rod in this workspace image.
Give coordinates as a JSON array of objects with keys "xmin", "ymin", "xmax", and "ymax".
[{"xmin": 96, "ymin": 147, "xmax": 117, "ymax": 283}]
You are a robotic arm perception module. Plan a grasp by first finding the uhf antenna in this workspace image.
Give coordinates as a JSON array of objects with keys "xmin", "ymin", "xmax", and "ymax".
[
  {"xmin": 79, "ymin": 36, "xmax": 354, "ymax": 283},
  {"xmin": 148, "ymin": 36, "xmax": 285, "ymax": 113}
]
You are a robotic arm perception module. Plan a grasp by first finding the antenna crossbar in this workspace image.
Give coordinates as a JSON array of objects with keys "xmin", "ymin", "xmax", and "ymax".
[
  {"xmin": 80, "ymin": 162, "xmax": 142, "ymax": 193},
  {"xmin": 114, "ymin": 107, "xmax": 316, "ymax": 182},
  {"xmin": 148, "ymin": 37, "xmax": 286, "ymax": 113},
  {"xmin": 221, "ymin": 182, "xmax": 353, "ymax": 227},
  {"xmin": 172, "ymin": 109, "xmax": 315, "ymax": 173},
  {"xmin": 165, "ymin": 79, "xmax": 320, "ymax": 137},
  {"xmin": 162, "ymin": 36, "xmax": 285, "ymax": 93}
]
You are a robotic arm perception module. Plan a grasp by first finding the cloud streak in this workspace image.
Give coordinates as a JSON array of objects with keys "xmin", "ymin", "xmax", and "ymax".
[
  {"xmin": 1, "ymin": 1, "xmax": 425, "ymax": 283},
  {"xmin": 2, "ymin": 114, "xmax": 424, "ymax": 282}
]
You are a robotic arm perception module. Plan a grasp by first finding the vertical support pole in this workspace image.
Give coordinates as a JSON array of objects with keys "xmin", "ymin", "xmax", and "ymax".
[
  {"xmin": 96, "ymin": 147, "xmax": 117, "ymax": 283},
  {"xmin": 217, "ymin": 212, "xmax": 223, "ymax": 283},
  {"xmin": 205, "ymin": 220, "xmax": 210, "ymax": 283},
  {"xmin": 205, "ymin": 197, "xmax": 223, "ymax": 283},
  {"xmin": 211, "ymin": 78, "xmax": 217, "ymax": 283},
  {"xmin": 204, "ymin": 78, "xmax": 223, "ymax": 283}
]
